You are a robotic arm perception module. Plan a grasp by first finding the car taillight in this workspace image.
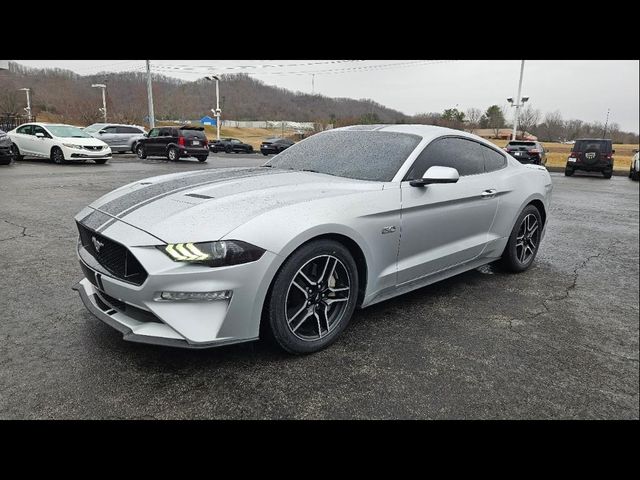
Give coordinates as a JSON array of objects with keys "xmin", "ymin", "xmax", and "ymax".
[
  {"xmin": 203, "ymin": 138, "xmax": 208, "ymax": 146},
  {"xmin": 178, "ymin": 136, "xmax": 185, "ymax": 146},
  {"xmin": 569, "ymin": 151, "xmax": 578, "ymax": 158}
]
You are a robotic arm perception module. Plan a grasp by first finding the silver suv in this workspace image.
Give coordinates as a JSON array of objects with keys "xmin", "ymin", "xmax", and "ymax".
[{"xmin": 84, "ymin": 123, "xmax": 146, "ymax": 153}]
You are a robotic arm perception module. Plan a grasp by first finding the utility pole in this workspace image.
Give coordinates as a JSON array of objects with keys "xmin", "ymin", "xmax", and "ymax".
[
  {"xmin": 205, "ymin": 76, "xmax": 222, "ymax": 140},
  {"xmin": 511, "ymin": 60, "xmax": 525, "ymax": 141},
  {"xmin": 312, "ymin": 74, "xmax": 315, "ymax": 94},
  {"xmin": 602, "ymin": 108, "xmax": 610, "ymax": 138},
  {"xmin": 91, "ymin": 84, "xmax": 107, "ymax": 123},
  {"xmin": 146, "ymin": 60, "xmax": 155, "ymax": 129},
  {"xmin": 19, "ymin": 88, "xmax": 31, "ymax": 121}
]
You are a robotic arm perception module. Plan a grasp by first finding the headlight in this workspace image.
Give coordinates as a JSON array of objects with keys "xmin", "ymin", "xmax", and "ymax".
[
  {"xmin": 62, "ymin": 143, "xmax": 83, "ymax": 150},
  {"xmin": 158, "ymin": 240, "xmax": 265, "ymax": 267}
]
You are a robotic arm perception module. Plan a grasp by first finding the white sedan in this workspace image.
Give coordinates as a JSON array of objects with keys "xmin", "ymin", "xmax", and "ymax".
[{"xmin": 8, "ymin": 123, "xmax": 112, "ymax": 164}]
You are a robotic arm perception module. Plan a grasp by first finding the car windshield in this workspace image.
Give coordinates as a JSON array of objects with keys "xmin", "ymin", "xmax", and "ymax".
[
  {"xmin": 84, "ymin": 124, "xmax": 107, "ymax": 133},
  {"xmin": 264, "ymin": 130, "xmax": 421, "ymax": 182},
  {"xmin": 47, "ymin": 125, "xmax": 93, "ymax": 138}
]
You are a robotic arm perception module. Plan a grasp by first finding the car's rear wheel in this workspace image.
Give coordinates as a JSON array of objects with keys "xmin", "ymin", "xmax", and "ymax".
[
  {"xmin": 602, "ymin": 170, "xmax": 612, "ymax": 179},
  {"xmin": 51, "ymin": 147, "xmax": 65, "ymax": 164},
  {"xmin": 632, "ymin": 171, "xmax": 640, "ymax": 181},
  {"xmin": 10, "ymin": 144, "xmax": 23, "ymax": 161},
  {"xmin": 167, "ymin": 147, "xmax": 180, "ymax": 161},
  {"xmin": 564, "ymin": 167, "xmax": 574, "ymax": 176},
  {"xmin": 265, "ymin": 240, "xmax": 359, "ymax": 354},
  {"xmin": 225, "ymin": 145, "xmax": 232, "ymax": 153},
  {"xmin": 500, "ymin": 205, "xmax": 542, "ymax": 273},
  {"xmin": 196, "ymin": 156, "xmax": 208, "ymax": 162},
  {"xmin": 136, "ymin": 144, "xmax": 147, "ymax": 159}
]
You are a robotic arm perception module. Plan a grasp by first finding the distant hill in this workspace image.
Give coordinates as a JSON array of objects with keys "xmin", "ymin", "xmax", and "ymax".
[{"xmin": 0, "ymin": 62, "xmax": 409, "ymax": 126}]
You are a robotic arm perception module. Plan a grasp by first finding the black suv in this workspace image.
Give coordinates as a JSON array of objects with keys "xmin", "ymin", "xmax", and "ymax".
[
  {"xmin": 0, "ymin": 129, "xmax": 13, "ymax": 165},
  {"xmin": 136, "ymin": 126, "xmax": 209, "ymax": 162},
  {"xmin": 565, "ymin": 138, "xmax": 615, "ymax": 178},
  {"xmin": 504, "ymin": 140, "xmax": 547, "ymax": 165},
  {"xmin": 260, "ymin": 137, "xmax": 294, "ymax": 155},
  {"xmin": 209, "ymin": 138, "xmax": 253, "ymax": 153}
]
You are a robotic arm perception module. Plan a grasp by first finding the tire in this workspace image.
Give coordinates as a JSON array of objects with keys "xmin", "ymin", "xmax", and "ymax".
[
  {"xmin": 631, "ymin": 171, "xmax": 640, "ymax": 181},
  {"xmin": 94, "ymin": 159, "xmax": 108, "ymax": 164},
  {"xmin": 265, "ymin": 240, "xmax": 359, "ymax": 354},
  {"xmin": 131, "ymin": 142, "xmax": 138, "ymax": 154},
  {"xmin": 51, "ymin": 147, "xmax": 65, "ymax": 164},
  {"xmin": 564, "ymin": 167, "xmax": 574, "ymax": 176},
  {"xmin": 225, "ymin": 146, "xmax": 232, "ymax": 154},
  {"xmin": 167, "ymin": 147, "xmax": 180, "ymax": 161},
  {"xmin": 500, "ymin": 204, "xmax": 543, "ymax": 273},
  {"xmin": 603, "ymin": 170, "xmax": 612, "ymax": 179},
  {"xmin": 196, "ymin": 156, "xmax": 208, "ymax": 162},
  {"xmin": 262, "ymin": 152, "xmax": 269, "ymax": 156},
  {"xmin": 136, "ymin": 144, "xmax": 147, "ymax": 159},
  {"xmin": 247, "ymin": 146, "xmax": 254, "ymax": 153},
  {"xmin": 11, "ymin": 144, "xmax": 23, "ymax": 161}
]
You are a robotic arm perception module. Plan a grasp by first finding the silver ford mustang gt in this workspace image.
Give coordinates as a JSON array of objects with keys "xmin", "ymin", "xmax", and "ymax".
[{"xmin": 73, "ymin": 124, "xmax": 552, "ymax": 354}]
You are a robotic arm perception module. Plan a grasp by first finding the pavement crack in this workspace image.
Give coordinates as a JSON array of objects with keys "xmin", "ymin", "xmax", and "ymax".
[{"xmin": 0, "ymin": 219, "xmax": 36, "ymax": 242}]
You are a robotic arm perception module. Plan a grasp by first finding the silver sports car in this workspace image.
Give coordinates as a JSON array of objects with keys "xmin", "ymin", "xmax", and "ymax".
[{"xmin": 74, "ymin": 125, "xmax": 552, "ymax": 354}]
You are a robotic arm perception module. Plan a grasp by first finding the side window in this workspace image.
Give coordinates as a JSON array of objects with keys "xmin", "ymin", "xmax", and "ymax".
[
  {"xmin": 148, "ymin": 128, "xmax": 160, "ymax": 138},
  {"xmin": 480, "ymin": 144, "xmax": 507, "ymax": 173},
  {"xmin": 17, "ymin": 125, "xmax": 34, "ymax": 135},
  {"xmin": 231, "ymin": 139, "xmax": 240, "ymax": 144},
  {"xmin": 116, "ymin": 126, "xmax": 139, "ymax": 134},
  {"xmin": 33, "ymin": 125, "xmax": 51, "ymax": 138},
  {"xmin": 102, "ymin": 126, "xmax": 117, "ymax": 134},
  {"xmin": 405, "ymin": 137, "xmax": 485, "ymax": 180},
  {"xmin": 159, "ymin": 128, "xmax": 171, "ymax": 137}
]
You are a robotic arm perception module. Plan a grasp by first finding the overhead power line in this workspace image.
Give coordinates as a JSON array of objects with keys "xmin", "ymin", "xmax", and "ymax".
[{"xmin": 152, "ymin": 60, "xmax": 364, "ymax": 72}]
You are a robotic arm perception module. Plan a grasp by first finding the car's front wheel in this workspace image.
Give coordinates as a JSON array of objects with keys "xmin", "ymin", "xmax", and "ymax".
[
  {"xmin": 265, "ymin": 240, "xmax": 359, "ymax": 354},
  {"xmin": 500, "ymin": 204, "xmax": 543, "ymax": 273},
  {"xmin": 51, "ymin": 147, "xmax": 65, "ymax": 164},
  {"xmin": 564, "ymin": 167, "xmax": 574, "ymax": 176},
  {"xmin": 136, "ymin": 145, "xmax": 147, "ymax": 159},
  {"xmin": 196, "ymin": 156, "xmax": 208, "ymax": 162}
]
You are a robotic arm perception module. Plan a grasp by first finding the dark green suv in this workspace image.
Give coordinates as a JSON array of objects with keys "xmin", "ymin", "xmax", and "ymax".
[{"xmin": 565, "ymin": 138, "xmax": 614, "ymax": 179}]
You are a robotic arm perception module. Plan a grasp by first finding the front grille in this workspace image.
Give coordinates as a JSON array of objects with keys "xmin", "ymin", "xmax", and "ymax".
[
  {"xmin": 77, "ymin": 222, "xmax": 148, "ymax": 286},
  {"xmin": 84, "ymin": 145, "xmax": 103, "ymax": 151}
]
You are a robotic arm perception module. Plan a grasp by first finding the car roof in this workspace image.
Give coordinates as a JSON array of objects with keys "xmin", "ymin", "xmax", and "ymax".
[
  {"xmin": 575, "ymin": 138, "xmax": 611, "ymax": 141},
  {"xmin": 332, "ymin": 124, "xmax": 502, "ymax": 149}
]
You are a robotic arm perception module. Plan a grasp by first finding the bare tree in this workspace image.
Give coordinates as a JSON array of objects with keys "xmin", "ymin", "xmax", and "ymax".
[
  {"xmin": 517, "ymin": 105, "xmax": 540, "ymax": 138},
  {"xmin": 465, "ymin": 108, "xmax": 482, "ymax": 133}
]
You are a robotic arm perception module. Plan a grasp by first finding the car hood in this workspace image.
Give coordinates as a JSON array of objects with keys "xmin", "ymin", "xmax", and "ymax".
[{"xmin": 81, "ymin": 167, "xmax": 381, "ymax": 244}]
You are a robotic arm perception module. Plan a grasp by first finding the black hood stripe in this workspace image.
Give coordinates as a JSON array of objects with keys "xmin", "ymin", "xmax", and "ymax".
[
  {"xmin": 97, "ymin": 168, "xmax": 280, "ymax": 219},
  {"xmin": 79, "ymin": 209, "xmax": 115, "ymax": 231}
]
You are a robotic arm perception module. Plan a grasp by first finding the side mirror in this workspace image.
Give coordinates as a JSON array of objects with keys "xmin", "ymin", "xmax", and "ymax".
[
  {"xmin": 98, "ymin": 130, "xmax": 106, "ymax": 134},
  {"xmin": 143, "ymin": 133, "xmax": 148, "ymax": 137},
  {"xmin": 410, "ymin": 166, "xmax": 460, "ymax": 187},
  {"xmin": 35, "ymin": 132, "xmax": 45, "ymax": 138}
]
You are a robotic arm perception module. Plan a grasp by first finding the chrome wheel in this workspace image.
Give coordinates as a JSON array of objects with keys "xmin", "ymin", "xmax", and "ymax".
[
  {"xmin": 515, "ymin": 213, "xmax": 539, "ymax": 264},
  {"xmin": 285, "ymin": 254, "xmax": 351, "ymax": 342}
]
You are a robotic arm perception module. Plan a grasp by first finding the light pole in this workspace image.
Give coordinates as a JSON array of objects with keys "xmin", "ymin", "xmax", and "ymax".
[
  {"xmin": 146, "ymin": 60, "xmax": 155, "ymax": 129},
  {"xmin": 507, "ymin": 60, "xmax": 527, "ymax": 141},
  {"xmin": 91, "ymin": 83, "xmax": 107, "ymax": 123},
  {"xmin": 19, "ymin": 88, "xmax": 32, "ymax": 121},
  {"xmin": 204, "ymin": 76, "xmax": 221, "ymax": 140}
]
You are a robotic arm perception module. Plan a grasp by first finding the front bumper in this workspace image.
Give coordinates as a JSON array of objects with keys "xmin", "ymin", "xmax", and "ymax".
[
  {"xmin": 73, "ymin": 223, "xmax": 280, "ymax": 348},
  {"xmin": 62, "ymin": 145, "xmax": 112, "ymax": 160}
]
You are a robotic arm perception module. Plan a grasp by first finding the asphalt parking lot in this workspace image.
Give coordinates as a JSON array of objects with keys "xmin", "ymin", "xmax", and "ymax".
[{"xmin": 0, "ymin": 153, "xmax": 638, "ymax": 419}]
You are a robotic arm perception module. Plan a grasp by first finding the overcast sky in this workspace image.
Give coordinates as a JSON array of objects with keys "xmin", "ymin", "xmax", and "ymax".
[{"xmin": 14, "ymin": 60, "xmax": 640, "ymax": 133}]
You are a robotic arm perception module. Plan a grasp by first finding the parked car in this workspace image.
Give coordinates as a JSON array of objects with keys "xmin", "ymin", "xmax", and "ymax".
[
  {"xmin": 7, "ymin": 123, "xmax": 111, "ymax": 164},
  {"xmin": 504, "ymin": 140, "xmax": 547, "ymax": 166},
  {"xmin": 565, "ymin": 138, "xmax": 615, "ymax": 178},
  {"xmin": 260, "ymin": 137, "xmax": 294, "ymax": 155},
  {"xmin": 210, "ymin": 138, "xmax": 253, "ymax": 153},
  {"xmin": 73, "ymin": 124, "xmax": 552, "ymax": 354},
  {"xmin": 84, "ymin": 123, "xmax": 146, "ymax": 153},
  {"xmin": 136, "ymin": 125, "xmax": 209, "ymax": 162},
  {"xmin": 0, "ymin": 129, "xmax": 14, "ymax": 165},
  {"xmin": 629, "ymin": 150, "xmax": 639, "ymax": 181}
]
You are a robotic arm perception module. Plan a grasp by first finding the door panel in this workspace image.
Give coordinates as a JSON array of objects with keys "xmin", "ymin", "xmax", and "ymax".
[{"xmin": 397, "ymin": 174, "xmax": 499, "ymax": 285}]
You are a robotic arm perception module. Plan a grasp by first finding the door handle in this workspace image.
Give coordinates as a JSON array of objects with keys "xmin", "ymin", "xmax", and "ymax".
[{"xmin": 481, "ymin": 189, "xmax": 497, "ymax": 198}]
